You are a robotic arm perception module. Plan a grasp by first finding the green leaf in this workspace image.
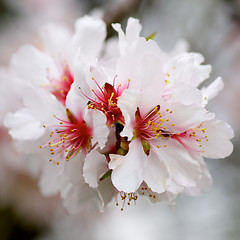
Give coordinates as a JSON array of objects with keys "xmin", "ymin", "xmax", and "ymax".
[
  {"xmin": 66, "ymin": 108, "xmax": 77, "ymax": 124},
  {"xmin": 141, "ymin": 139, "xmax": 151, "ymax": 155},
  {"xmin": 146, "ymin": 32, "xmax": 157, "ymax": 41},
  {"xmin": 99, "ymin": 169, "xmax": 112, "ymax": 181}
]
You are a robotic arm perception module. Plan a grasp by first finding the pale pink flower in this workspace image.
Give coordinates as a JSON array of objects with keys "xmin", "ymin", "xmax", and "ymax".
[
  {"xmin": 104, "ymin": 18, "xmax": 233, "ymax": 205},
  {"xmin": 3, "ymin": 16, "xmax": 234, "ymax": 212}
]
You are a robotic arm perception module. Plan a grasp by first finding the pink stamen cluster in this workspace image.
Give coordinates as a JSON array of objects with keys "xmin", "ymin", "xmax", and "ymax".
[
  {"xmin": 134, "ymin": 105, "xmax": 164, "ymax": 140},
  {"xmin": 80, "ymin": 77, "xmax": 130, "ymax": 126},
  {"xmin": 40, "ymin": 110, "xmax": 92, "ymax": 164},
  {"xmin": 49, "ymin": 65, "xmax": 74, "ymax": 105}
]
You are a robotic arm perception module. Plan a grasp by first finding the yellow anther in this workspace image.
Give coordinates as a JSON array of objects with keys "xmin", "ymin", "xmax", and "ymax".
[
  {"xmin": 157, "ymin": 145, "xmax": 160, "ymax": 148},
  {"xmin": 165, "ymin": 80, "xmax": 170, "ymax": 85}
]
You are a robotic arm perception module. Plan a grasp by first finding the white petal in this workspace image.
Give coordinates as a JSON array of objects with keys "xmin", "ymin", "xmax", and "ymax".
[
  {"xmin": 118, "ymin": 89, "xmax": 139, "ymax": 139},
  {"xmin": 201, "ymin": 120, "xmax": 234, "ymax": 158},
  {"xmin": 62, "ymin": 183, "xmax": 100, "ymax": 214},
  {"xmin": 201, "ymin": 77, "xmax": 224, "ymax": 104},
  {"xmin": 39, "ymin": 161, "xmax": 64, "ymax": 196},
  {"xmin": 83, "ymin": 150, "xmax": 108, "ymax": 188},
  {"xmin": 156, "ymin": 139, "xmax": 201, "ymax": 187},
  {"xmin": 96, "ymin": 176, "xmax": 115, "ymax": 211},
  {"xmin": 172, "ymin": 83, "xmax": 202, "ymax": 105},
  {"xmin": 70, "ymin": 16, "xmax": 106, "ymax": 59},
  {"xmin": 65, "ymin": 84, "xmax": 87, "ymax": 116},
  {"xmin": 23, "ymin": 85, "xmax": 65, "ymax": 124},
  {"xmin": 109, "ymin": 140, "xmax": 147, "ymax": 193},
  {"xmin": 161, "ymin": 102, "xmax": 214, "ymax": 133},
  {"xmin": 165, "ymin": 52, "xmax": 212, "ymax": 88},
  {"xmin": 142, "ymin": 190, "xmax": 177, "ymax": 205},
  {"xmin": 165, "ymin": 181, "xmax": 184, "ymax": 195},
  {"xmin": 116, "ymin": 38, "xmax": 164, "ymax": 93},
  {"xmin": 91, "ymin": 110, "xmax": 109, "ymax": 149},
  {"xmin": 142, "ymin": 149, "xmax": 168, "ymax": 193},
  {"xmin": 11, "ymin": 44, "xmax": 58, "ymax": 85},
  {"xmin": 125, "ymin": 17, "xmax": 142, "ymax": 44},
  {"xmin": 4, "ymin": 108, "xmax": 45, "ymax": 140},
  {"xmin": 112, "ymin": 17, "xmax": 142, "ymax": 55},
  {"xmin": 62, "ymin": 154, "xmax": 103, "ymax": 212},
  {"xmin": 185, "ymin": 155, "xmax": 212, "ymax": 196},
  {"xmin": 64, "ymin": 153, "xmax": 84, "ymax": 185},
  {"xmin": 39, "ymin": 23, "xmax": 71, "ymax": 57},
  {"xmin": 111, "ymin": 23, "xmax": 125, "ymax": 54}
]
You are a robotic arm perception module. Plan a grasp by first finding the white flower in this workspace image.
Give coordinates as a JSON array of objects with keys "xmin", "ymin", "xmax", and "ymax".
[
  {"xmin": 3, "ymin": 16, "xmax": 234, "ymax": 212},
  {"xmin": 4, "ymin": 16, "xmax": 111, "ymax": 211},
  {"xmin": 105, "ymin": 17, "xmax": 233, "ymax": 205}
]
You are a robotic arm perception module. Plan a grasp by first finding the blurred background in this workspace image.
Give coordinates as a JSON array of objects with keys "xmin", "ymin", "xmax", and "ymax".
[{"xmin": 0, "ymin": 0, "xmax": 240, "ymax": 239}]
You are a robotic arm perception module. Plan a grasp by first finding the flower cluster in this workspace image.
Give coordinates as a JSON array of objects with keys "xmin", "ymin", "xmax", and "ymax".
[{"xmin": 4, "ymin": 16, "xmax": 233, "ymax": 212}]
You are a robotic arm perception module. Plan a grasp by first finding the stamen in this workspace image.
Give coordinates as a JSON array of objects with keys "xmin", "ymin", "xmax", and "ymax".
[{"xmin": 40, "ymin": 110, "xmax": 92, "ymax": 164}]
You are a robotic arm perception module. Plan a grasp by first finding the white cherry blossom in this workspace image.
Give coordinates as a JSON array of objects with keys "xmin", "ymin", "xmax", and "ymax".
[{"xmin": 3, "ymin": 16, "xmax": 234, "ymax": 212}]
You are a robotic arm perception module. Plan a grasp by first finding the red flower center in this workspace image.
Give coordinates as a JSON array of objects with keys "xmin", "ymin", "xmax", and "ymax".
[
  {"xmin": 40, "ymin": 109, "xmax": 92, "ymax": 164},
  {"xmin": 80, "ymin": 76, "xmax": 130, "ymax": 126},
  {"xmin": 134, "ymin": 105, "xmax": 163, "ymax": 140},
  {"xmin": 47, "ymin": 64, "xmax": 74, "ymax": 105}
]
